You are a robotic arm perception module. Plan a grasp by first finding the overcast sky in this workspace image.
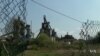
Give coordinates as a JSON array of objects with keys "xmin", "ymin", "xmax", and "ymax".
[{"xmin": 27, "ymin": 0, "xmax": 100, "ymax": 39}]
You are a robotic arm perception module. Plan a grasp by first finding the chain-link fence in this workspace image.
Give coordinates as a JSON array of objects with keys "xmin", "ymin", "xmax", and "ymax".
[
  {"xmin": 80, "ymin": 20, "xmax": 100, "ymax": 56},
  {"xmin": 0, "ymin": 0, "xmax": 27, "ymax": 35},
  {"xmin": 0, "ymin": 0, "xmax": 27, "ymax": 56}
]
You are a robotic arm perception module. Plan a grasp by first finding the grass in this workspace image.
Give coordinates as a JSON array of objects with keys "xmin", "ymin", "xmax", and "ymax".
[
  {"xmin": 17, "ymin": 44, "xmax": 100, "ymax": 56},
  {"xmin": 23, "ymin": 50, "xmax": 74, "ymax": 56},
  {"xmin": 20, "ymin": 49, "xmax": 100, "ymax": 56}
]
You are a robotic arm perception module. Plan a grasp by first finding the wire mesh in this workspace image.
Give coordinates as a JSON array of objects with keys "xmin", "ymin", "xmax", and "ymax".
[
  {"xmin": 0, "ymin": 0, "xmax": 27, "ymax": 36},
  {"xmin": 80, "ymin": 20, "xmax": 100, "ymax": 56},
  {"xmin": 0, "ymin": 0, "xmax": 27, "ymax": 56},
  {"xmin": 81, "ymin": 20, "xmax": 100, "ymax": 39}
]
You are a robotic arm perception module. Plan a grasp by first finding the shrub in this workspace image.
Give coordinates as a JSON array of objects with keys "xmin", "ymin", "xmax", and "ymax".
[{"xmin": 35, "ymin": 33, "xmax": 58, "ymax": 49}]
